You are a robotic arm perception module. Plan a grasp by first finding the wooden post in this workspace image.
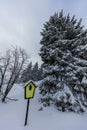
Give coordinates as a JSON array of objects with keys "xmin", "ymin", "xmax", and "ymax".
[
  {"xmin": 24, "ymin": 81, "xmax": 36, "ymax": 126},
  {"xmin": 24, "ymin": 99, "xmax": 30, "ymax": 126}
]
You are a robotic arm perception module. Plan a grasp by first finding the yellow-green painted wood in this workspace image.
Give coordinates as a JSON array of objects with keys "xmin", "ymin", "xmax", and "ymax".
[{"xmin": 25, "ymin": 82, "xmax": 35, "ymax": 99}]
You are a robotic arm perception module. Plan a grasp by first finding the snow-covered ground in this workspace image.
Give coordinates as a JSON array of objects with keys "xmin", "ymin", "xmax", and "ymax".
[{"xmin": 0, "ymin": 83, "xmax": 87, "ymax": 130}]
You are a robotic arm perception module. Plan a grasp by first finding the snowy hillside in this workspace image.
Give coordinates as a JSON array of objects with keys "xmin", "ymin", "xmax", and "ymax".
[{"xmin": 0, "ymin": 83, "xmax": 87, "ymax": 130}]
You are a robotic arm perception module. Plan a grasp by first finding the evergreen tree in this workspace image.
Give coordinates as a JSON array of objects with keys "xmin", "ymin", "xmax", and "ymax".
[
  {"xmin": 38, "ymin": 65, "xmax": 43, "ymax": 80},
  {"xmin": 20, "ymin": 62, "xmax": 43, "ymax": 82},
  {"xmin": 32, "ymin": 62, "xmax": 43, "ymax": 81},
  {"xmin": 32, "ymin": 62, "xmax": 39, "ymax": 81},
  {"xmin": 39, "ymin": 10, "xmax": 87, "ymax": 112},
  {"xmin": 20, "ymin": 62, "xmax": 33, "ymax": 83}
]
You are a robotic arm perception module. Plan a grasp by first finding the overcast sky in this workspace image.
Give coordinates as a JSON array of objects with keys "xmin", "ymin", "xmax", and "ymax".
[{"xmin": 0, "ymin": 0, "xmax": 87, "ymax": 64}]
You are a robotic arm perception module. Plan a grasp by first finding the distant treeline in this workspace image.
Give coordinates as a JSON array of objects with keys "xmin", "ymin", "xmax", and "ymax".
[{"xmin": 20, "ymin": 61, "xmax": 43, "ymax": 83}]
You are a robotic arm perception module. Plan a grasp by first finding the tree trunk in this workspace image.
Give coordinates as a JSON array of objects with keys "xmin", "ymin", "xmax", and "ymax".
[
  {"xmin": 2, "ymin": 96, "xmax": 6, "ymax": 102},
  {"xmin": 2, "ymin": 88, "xmax": 9, "ymax": 102}
]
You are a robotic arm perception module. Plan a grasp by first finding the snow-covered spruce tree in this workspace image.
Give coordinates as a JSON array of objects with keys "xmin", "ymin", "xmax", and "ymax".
[
  {"xmin": 39, "ymin": 10, "xmax": 87, "ymax": 112},
  {"xmin": 32, "ymin": 62, "xmax": 39, "ymax": 81},
  {"xmin": 20, "ymin": 62, "xmax": 43, "ymax": 82},
  {"xmin": 20, "ymin": 62, "xmax": 33, "ymax": 83},
  {"xmin": 32, "ymin": 62, "xmax": 43, "ymax": 81},
  {"xmin": 38, "ymin": 65, "xmax": 43, "ymax": 80}
]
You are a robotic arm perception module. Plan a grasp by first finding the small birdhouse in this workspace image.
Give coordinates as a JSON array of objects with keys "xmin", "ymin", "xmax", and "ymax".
[{"xmin": 24, "ymin": 81, "xmax": 36, "ymax": 99}]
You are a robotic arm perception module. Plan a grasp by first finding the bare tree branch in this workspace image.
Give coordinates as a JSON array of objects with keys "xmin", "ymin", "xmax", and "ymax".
[
  {"xmin": 2, "ymin": 46, "xmax": 28, "ymax": 102},
  {"xmin": 0, "ymin": 51, "xmax": 10, "ymax": 93}
]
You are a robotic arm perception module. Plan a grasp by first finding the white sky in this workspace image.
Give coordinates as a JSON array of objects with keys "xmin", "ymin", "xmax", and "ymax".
[{"xmin": 0, "ymin": 0, "xmax": 87, "ymax": 64}]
